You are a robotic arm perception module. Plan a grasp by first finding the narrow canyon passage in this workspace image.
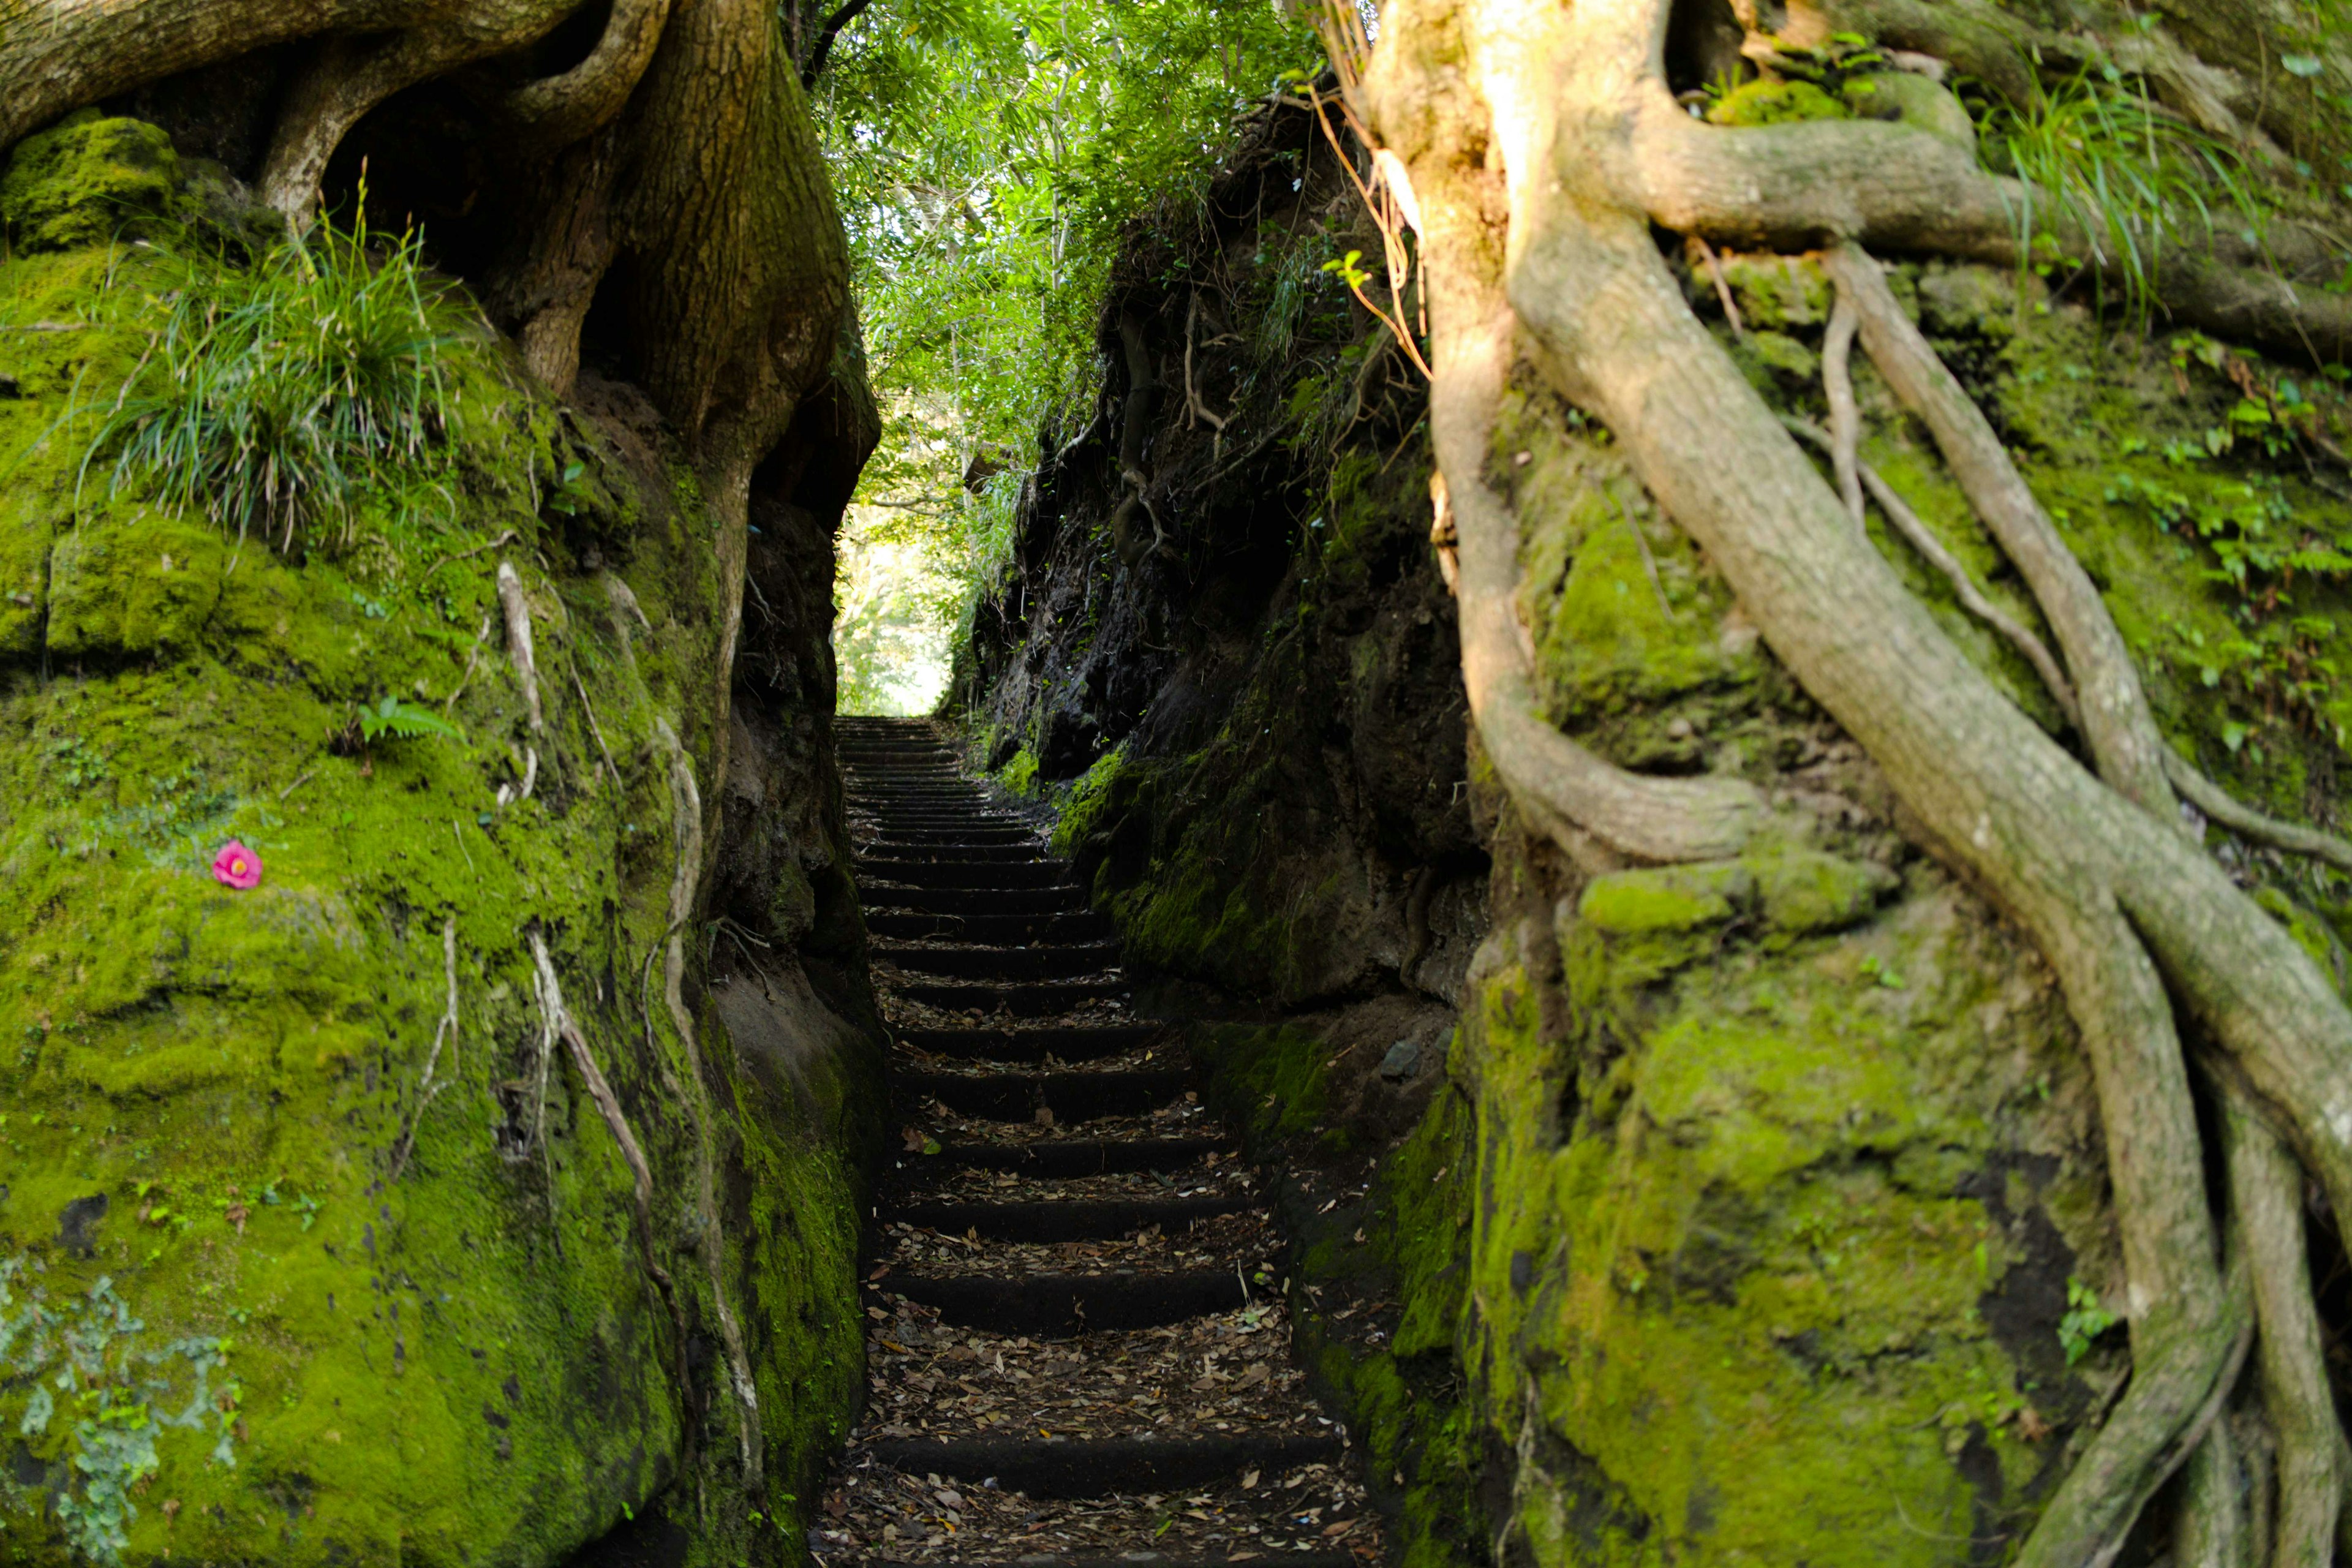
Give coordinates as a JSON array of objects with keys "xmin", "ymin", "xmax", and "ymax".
[{"xmin": 815, "ymin": 718, "xmax": 1378, "ymax": 1564}]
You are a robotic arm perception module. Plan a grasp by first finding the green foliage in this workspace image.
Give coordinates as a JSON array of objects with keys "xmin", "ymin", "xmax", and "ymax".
[
  {"xmin": 83, "ymin": 198, "xmax": 491, "ymax": 558},
  {"xmin": 356, "ymin": 695, "xmax": 464, "ymax": 744},
  {"xmin": 2058, "ymin": 1276, "xmax": 2120, "ymax": 1364},
  {"xmin": 1982, "ymin": 69, "xmax": 2270, "ymax": 324},
  {"xmin": 815, "ymin": 0, "xmax": 1314, "ymax": 692}
]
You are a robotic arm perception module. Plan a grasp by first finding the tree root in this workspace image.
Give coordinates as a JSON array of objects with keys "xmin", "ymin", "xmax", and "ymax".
[
  {"xmin": 527, "ymin": 930, "xmax": 691, "ymax": 1401},
  {"xmin": 1781, "ymin": 416, "xmax": 2082, "ymax": 732},
  {"xmin": 2164, "ymin": 750, "xmax": 2352, "ymax": 875},
  {"xmin": 655, "ymin": 730, "xmax": 764, "ymax": 1485},
  {"xmin": 496, "ymin": 561, "xmax": 547, "ymax": 736},
  {"xmin": 1819, "ymin": 287, "xmax": 1864, "ymax": 532},
  {"xmin": 390, "ymin": 916, "xmax": 461, "ymax": 1182},
  {"xmin": 503, "ymin": 0, "xmax": 674, "ymax": 148},
  {"xmin": 1422, "ymin": 227, "xmax": 1768, "ymax": 870},
  {"xmin": 1823, "ymin": 246, "xmax": 2177, "ymax": 815}
]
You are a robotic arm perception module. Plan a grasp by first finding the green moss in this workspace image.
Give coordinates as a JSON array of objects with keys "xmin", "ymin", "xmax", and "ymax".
[
  {"xmin": 1750, "ymin": 848, "xmax": 1899, "ymax": 937},
  {"xmin": 1193, "ymin": 1023, "xmax": 1332, "ymax": 1145},
  {"xmin": 1706, "ymin": 79, "xmax": 1852, "ymax": 127},
  {"xmin": 1049, "ymin": 745, "xmax": 1126, "ymax": 856},
  {"xmin": 996, "ymin": 746, "xmax": 1039, "ymax": 795},
  {"xmin": 1, "ymin": 113, "xmax": 181, "ymax": 253},
  {"xmin": 0, "ymin": 187, "xmax": 861, "ymax": 1567}
]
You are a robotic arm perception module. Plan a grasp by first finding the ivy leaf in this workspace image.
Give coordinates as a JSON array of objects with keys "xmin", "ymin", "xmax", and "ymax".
[{"xmin": 2280, "ymin": 53, "xmax": 2324, "ymax": 77}]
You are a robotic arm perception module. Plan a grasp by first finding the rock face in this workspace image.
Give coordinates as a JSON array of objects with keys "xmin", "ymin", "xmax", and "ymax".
[
  {"xmin": 0, "ymin": 121, "xmax": 880, "ymax": 1566},
  {"xmin": 965, "ymin": 115, "xmax": 2352, "ymax": 1566}
]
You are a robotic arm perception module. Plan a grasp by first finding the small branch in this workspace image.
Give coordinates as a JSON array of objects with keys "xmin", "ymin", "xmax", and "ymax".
[
  {"xmin": 277, "ymin": 767, "xmax": 318, "ymax": 803},
  {"xmin": 801, "ymin": 0, "xmax": 875, "ymax": 87},
  {"xmin": 1783, "ymin": 417, "xmax": 2082, "ymax": 733},
  {"xmin": 496, "ymin": 560, "xmax": 545, "ymax": 734},
  {"xmin": 1183, "ymin": 294, "xmax": 1231, "ymax": 435},
  {"xmin": 390, "ymin": 917, "xmax": 461, "ymax": 1182},
  {"xmin": 2163, "ymin": 750, "xmax": 2352, "ymax": 875},
  {"xmin": 1820, "ymin": 288, "xmax": 1865, "ymax": 533}
]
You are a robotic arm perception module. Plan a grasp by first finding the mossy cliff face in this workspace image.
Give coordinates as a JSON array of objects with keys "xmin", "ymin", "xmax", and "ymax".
[
  {"xmin": 1453, "ymin": 250, "xmax": 2352, "ymax": 1561},
  {"xmin": 0, "ymin": 124, "xmax": 880, "ymax": 1566}
]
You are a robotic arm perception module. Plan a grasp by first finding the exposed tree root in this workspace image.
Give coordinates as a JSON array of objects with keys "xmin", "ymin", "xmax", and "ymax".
[
  {"xmin": 655, "ymin": 729, "xmax": 764, "ymax": 1485},
  {"xmin": 496, "ymin": 560, "xmax": 548, "ymax": 735},
  {"xmin": 527, "ymin": 929, "xmax": 691, "ymax": 1398},
  {"xmin": 1819, "ymin": 287, "xmax": 1864, "ymax": 532},
  {"xmin": 2222, "ymin": 1083, "xmax": 2343, "ymax": 1566},
  {"xmin": 503, "ymin": 0, "xmax": 675, "ymax": 148},
  {"xmin": 1781, "ymin": 415, "xmax": 2082, "ymax": 733},
  {"xmin": 390, "ymin": 916, "xmax": 462, "ymax": 1182},
  {"xmin": 2165, "ymin": 752, "xmax": 2352, "ymax": 875},
  {"xmin": 1363, "ymin": 0, "xmax": 2352, "ymax": 1551}
]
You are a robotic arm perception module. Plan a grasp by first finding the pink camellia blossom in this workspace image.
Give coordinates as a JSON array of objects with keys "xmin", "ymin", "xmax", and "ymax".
[{"xmin": 210, "ymin": 840, "xmax": 263, "ymax": 890}]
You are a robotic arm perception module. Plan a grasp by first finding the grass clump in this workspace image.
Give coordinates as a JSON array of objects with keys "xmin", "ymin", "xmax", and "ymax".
[
  {"xmin": 83, "ymin": 200, "xmax": 493, "ymax": 557},
  {"xmin": 1983, "ymin": 69, "xmax": 2270, "ymax": 324}
]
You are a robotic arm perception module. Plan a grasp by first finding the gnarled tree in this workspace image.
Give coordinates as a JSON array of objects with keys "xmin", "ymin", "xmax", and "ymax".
[{"xmin": 1352, "ymin": 0, "xmax": 2352, "ymax": 1556}]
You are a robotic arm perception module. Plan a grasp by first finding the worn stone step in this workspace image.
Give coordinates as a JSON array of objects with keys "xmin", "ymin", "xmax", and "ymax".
[
  {"xmin": 862, "ymin": 825, "xmax": 1041, "ymax": 845},
  {"xmin": 899, "ymin": 1068, "xmax": 1189, "ymax": 1121},
  {"xmin": 864, "ymin": 860, "xmax": 1077, "ymax": 891},
  {"xmin": 856, "ymin": 810, "xmax": 1033, "ymax": 829},
  {"xmin": 867, "ymin": 886, "xmax": 1094, "ymax": 918},
  {"xmin": 883, "ymin": 1194, "xmax": 1254, "ymax": 1242},
  {"xmin": 892, "ymin": 1025, "xmax": 1159, "ymax": 1060},
  {"xmin": 862, "ymin": 843, "xmax": 1054, "ymax": 865},
  {"xmin": 870, "ymin": 911, "xmax": 1110, "ymax": 945},
  {"xmin": 893, "ymin": 979, "xmax": 1126, "ymax": 1016},
  {"xmin": 916, "ymin": 1136, "xmax": 1227, "ymax": 1175},
  {"xmin": 873, "ymin": 1268, "xmax": 1258, "ymax": 1334},
  {"xmin": 837, "ymin": 1556, "xmax": 1352, "ymax": 1568},
  {"xmin": 853, "ymin": 1433, "xmax": 1345, "ymax": 1500},
  {"xmin": 880, "ymin": 943, "xmax": 1122, "ymax": 981}
]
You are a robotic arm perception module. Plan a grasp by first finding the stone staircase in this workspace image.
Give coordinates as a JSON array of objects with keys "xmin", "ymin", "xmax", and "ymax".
[{"xmin": 815, "ymin": 717, "xmax": 1374, "ymax": 1568}]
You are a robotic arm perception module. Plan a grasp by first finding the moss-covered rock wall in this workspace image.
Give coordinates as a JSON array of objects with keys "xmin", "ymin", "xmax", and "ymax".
[{"xmin": 0, "ymin": 118, "xmax": 881, "ymax": 1567}]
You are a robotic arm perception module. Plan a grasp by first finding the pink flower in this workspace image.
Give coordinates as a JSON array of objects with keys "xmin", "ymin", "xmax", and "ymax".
[{"xmin": 211, "ymin": 840, "xmax": 263, "ymax": 890}]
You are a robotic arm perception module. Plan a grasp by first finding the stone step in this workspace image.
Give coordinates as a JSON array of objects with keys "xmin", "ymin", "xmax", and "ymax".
[
  {"xmin": 899, "ymin": 1068, "xmax": 1190, "ymax": 1121},
  {"xmin": 862, "ymin": 826, "xmax": 1041, "ymax": 846},
  {"xmin": 892, "ymin": 1025, "xmax": 1161, "ymax": 1061},
  {"xmin": 851, "ymin": 1433, "xmax": 1345, "ymax": 1500},
  {"xmin": 892, "ymin": 979, "xmax": 1127, "ymax": 1016},
  {"xmin": 873, "ymin": 1268, "xmax": 1259, "ymax": 1335},
  {"xmin": 914, "ymin": 1136, "xmax": 1227, "ymax": 1175},
  {"xmin": 869, "ymin": 910, "xmax": 1109, "ymax": 944},
  {"xmin": 864, "ymin": 861, "xmax": 1081, "ymax": 891},
  {"xmin": 862, "ymin": 843, "xmax": 1055, "ymax": 865},
  {"xmin": 868, "ymin": 886, "xmax": 1094, "ymax": 918},
  {"xmin": 883, "ymin": 1195, "xmax": 1254, "ymax": 1242},
  {"xmin": 879, "ymin": 943, "xmax": 1122, "ymax": 981}
]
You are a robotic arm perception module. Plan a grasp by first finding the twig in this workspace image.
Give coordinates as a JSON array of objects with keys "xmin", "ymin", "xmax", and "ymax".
[
  {"xmin": 1183, "ymin": 293, "xmax": 1232, "ymax": 435},
  {"xmin": 277, "ymin": 767, "xmax": 318, "ymax": 802},
  {"xmin": 1784, "ymin": 416, "xmax": 2083, "ymax": 733},
  {"xmin": 1692, "ymin": 237, "xmax": 1744, "ymax": 338},
  {"xmin": 0, "ymin": 322, "xmax": 85, "ymax": 333},
  {"xmin": 390, "ymin": 918, "xmax": 461, "ymax": 1180},
  {"xmin": 419, "ymin": 529, "xmax": 518, "ymax": 586},
  {"xmin": 496, "ymin": 560, "xmax": 545, "ymax": 733},
  {"xmin": 571, "ymin": 665, "xmax": 622, "ymax": 788},
  {"xmin": 1613, "ymin": 492, "xmax": 1676, "ymax": 624},
  {"xmin": 450, "ymin": 819, "xmax": 476, "ymax": 874}
]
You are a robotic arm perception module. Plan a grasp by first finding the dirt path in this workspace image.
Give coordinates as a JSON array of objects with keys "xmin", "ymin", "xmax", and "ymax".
[{"xmin": 812, "ymin": 717, "xmax": 1379, "ymax": 1568}]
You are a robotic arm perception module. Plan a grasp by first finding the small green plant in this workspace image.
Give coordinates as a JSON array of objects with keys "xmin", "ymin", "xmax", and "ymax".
[
  {"xmin": 2058, "ymin": 1276, "xmax": 2119, "ymax": 1364},
  {"xmin": 357, "ymin": 695, "xmax": 464, "ymax": 744},
  {"xmin": 1983, "ymin": 70, "xmax": 2271, "ymax": 326},
  {"xmin": 83, "ymin": 194, "xmax": 489, "ymax": 556}
]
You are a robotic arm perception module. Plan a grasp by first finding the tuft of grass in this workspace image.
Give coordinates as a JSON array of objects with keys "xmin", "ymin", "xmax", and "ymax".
[
  {"xmin": 82, "ymin": 200, "xmax": 491, "ymax": 556},
  {"xmin": 1985, "ymin": 70, "xmax": 2271, "ymax": 325}
]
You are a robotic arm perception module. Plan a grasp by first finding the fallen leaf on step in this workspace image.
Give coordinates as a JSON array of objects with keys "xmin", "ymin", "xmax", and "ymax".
[
  {"xmin": 1036, "ymin": 1107, "xmax": 1055, "ymax": 1127},
  {"xmin": 1241, "ymin": 1469, "xmax": 1260, "ymax": 1490}
]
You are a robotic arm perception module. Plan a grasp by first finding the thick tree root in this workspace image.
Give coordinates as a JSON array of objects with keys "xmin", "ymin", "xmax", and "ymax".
[{"xmin": 503, "ymin": 0, "xmax": 675, "ymax": 147}]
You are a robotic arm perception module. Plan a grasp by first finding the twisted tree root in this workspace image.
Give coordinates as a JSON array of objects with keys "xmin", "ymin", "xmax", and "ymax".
[
  {"xmin": 503, "ymin": 0, "xmax": 674, "ymax": 147},
  {"xmin": 390, "ymin": 916, "xmax": 461, "ymax": 1182},
  {"xmin": 2165, "ymin": 750, "xmax": 2352, "ymax": 875},
  {"xmin": 1819, "ymin": 287, "xmax": 1865, "ymax": 532}
]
